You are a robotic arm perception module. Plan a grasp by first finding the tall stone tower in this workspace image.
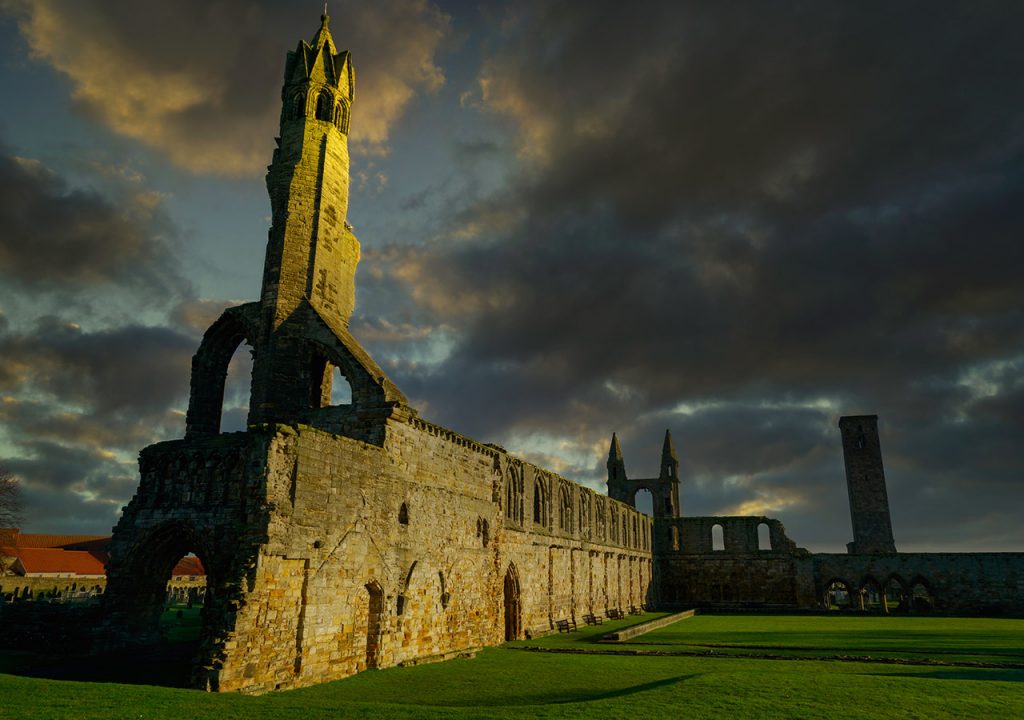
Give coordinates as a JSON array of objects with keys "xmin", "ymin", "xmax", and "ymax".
[
  {"xmin": 239, "ymin": 12, "xmax": 402, "ymax": 428},
  {"xmin": 839, "ymin": 415, "xmax": 897, "ymax": 554},
  {"xmin": 658, "ymin": 430, "xmax": 681, "ymax": 518},
  {"xmin": 262, "ymin": 11, "xmax": 358, "ymax": 329}
]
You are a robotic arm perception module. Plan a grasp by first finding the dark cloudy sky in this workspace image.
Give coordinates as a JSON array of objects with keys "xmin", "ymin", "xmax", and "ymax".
[{"xmin": 0, "ymin": 0, "xmax": 1021, "ymax": 552}]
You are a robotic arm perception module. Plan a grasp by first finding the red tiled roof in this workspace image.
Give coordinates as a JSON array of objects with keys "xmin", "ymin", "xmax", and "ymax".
[
  {"xmin": 172, "ymin": 556, "xmax": 205, "ymax": 576},
  {"xmin": 1, "ymin": 531, "xmax": 203, "ymax": 578},
  {"xmin": 11, "ymin": 533, "xmax": 111, "ymax": 550},
  {"xmin": 10, "ymin": 547, "xmax": 107, "ymax": 576}
]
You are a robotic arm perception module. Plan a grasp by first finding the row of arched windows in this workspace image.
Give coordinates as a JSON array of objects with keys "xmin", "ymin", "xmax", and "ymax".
[
  {"xmin": 288, "ymin": 88, "xmax": 351, "ymax": 133},
  {"xmin": 502, "ymin": 462, "xmax": 650, "ymax": 550}
]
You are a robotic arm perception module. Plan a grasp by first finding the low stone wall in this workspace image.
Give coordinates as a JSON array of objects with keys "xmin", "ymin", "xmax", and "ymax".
[
  {"xmin": 0, "ymin": 576, "xmax": 105, "ymax": 601},
  {"xmin": 600, "ymin": 609, "xmax": 695, "ymax": 642}
]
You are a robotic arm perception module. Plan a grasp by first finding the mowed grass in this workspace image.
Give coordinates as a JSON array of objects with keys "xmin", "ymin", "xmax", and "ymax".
[
  {"xmin": 0, "ymin": 614, "xmax": 1022, "ymax": 719},
  {"xmin": 516, "ymin": 613, "xmax": 1024, "ymax": 665},
  {"xmin": 637, "ymin": 614, "xmax": 1024, "ymax": 664}
]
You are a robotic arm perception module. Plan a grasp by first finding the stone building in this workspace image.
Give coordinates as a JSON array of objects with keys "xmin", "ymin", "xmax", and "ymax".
[
  {"xmin": 98, "ymin": 13, "xmax": 652, "ymax": 694},
  {"xmin": 92, "ymin": 11, "xmax": 1023, "ymax": 696}
]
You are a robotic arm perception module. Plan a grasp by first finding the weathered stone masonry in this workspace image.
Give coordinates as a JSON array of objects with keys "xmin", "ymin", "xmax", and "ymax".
[{"xmin": 99, "ymin": 14, "xmax": 652, "ymax": 694}]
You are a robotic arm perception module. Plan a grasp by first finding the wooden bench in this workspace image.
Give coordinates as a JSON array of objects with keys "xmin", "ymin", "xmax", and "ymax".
[
  {"xmin": 582, "ymin": 613, "xmax": 603, "ymax": 625},
  {"xmin": 629, "ymin": 605, "xmax": 642, "ymax": 615},
  {"xmin": 555, "ymin": 618, "xmax": 577, "ymax": 633},
  {"xmin": 606, "ymin": 608, "xmax": 624, "ymax": 620}
]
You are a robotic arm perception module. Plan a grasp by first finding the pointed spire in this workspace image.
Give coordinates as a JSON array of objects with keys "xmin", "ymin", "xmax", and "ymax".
[
  {"xmin": 311, "ymin": 9, "xmax": 336, "ymax": 53},
  {"xmin": 607, "ymin": 432, "xmax": 627, "ymax": 490},
  {"xmin": 661, "ymin": 429, "xmax": 678, "ymax": 462},
  {"xmin": 608, "ymin": 432, "xmax": 623, "ymax": 461}
]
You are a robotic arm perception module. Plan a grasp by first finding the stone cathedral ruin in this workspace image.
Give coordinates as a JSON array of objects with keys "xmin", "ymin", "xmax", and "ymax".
[{"xmin": 95, "ymin": 13, "xmax": 1024, "ymax": 693}]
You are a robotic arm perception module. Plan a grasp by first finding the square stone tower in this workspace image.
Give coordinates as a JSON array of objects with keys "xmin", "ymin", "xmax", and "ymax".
[{"xmin": 839, "ymin": 415, "xmax": 897, "ymax": 554}]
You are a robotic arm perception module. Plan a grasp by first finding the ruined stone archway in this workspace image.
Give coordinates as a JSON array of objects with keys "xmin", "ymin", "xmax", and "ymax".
[
  {"xmin": 884, "ymin": 575, "xmax": 908, "ymax": 612},
  {"xmin": 503, "ymin": 563, "xmax": 522, "ymax": 641},
  {"xmin": 185, "ymin": 304, "xmax": 259, "ymax": 438},
  {"xmin": 824, "ymin": 578, "xmax": 854, "ymax": 610},
  {"xmin": 910, "ymin": 577, "xmax": 934, "ymax": 612},
  {"xmin": 860, "ymin": 576, "xmax": 885, "ymax": 611},
  {"xmin": 99, "ymin": 521, "xmax": 223, "ymax": 687}
]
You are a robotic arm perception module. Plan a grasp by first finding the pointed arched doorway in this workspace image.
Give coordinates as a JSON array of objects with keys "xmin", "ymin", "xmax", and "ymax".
[
  {"xmin": 503, "ymin": 564, "xmax": 521, "ymax": 641},
  {"xmin": 365, "ymin": 581, "xmax": 384, "ymax": 669}
]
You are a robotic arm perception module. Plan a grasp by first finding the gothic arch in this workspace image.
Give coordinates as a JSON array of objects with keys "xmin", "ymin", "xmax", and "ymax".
[
  {"xmin": 315, "ymin": 89, "xmax": 334, "ymax": 121},
  {"xmin": 103, "ymin": 521, "xmax": 215, "ymax": 646},
  {"xmin": 505, "ymin": 461, "xmax": 524, "ymax": 525},
  {"xmin": 364, "ymin": 580, "xmax": 385, "ymax": 668},
  {"xmin": 558, "ymin": 483, "xmax": 573, "ymax": 533},
  {"xmin": 503, "ymin": 563, "xmax": 522, "ymax": 641},
  {"xmin": 185, "ymin": 304, "xmax": 259, "ymax": 437},
  {"xmin": 533, "ymin": 476, "xmax": 549, "ymax": 527},
  {"xmin": 290, "ymin": 91, "xmax": 306, "ymax": 119}
]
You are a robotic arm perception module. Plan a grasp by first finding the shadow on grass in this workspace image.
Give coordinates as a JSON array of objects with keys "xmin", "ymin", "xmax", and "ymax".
[
  {"xmin": 0, "ymin": 641, "xmax": 199, "ymax": 688},
  {"xmin": 459, "ymin": 673, "xmax": 699, "ymax": 707},
  {"xmin": 865, "ymin": 669, "xmax": 1024, "ymax": 683}
]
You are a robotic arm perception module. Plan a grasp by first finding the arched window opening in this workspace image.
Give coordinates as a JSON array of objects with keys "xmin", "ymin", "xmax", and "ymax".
[
  {"xmin": 757, "ymin": 523, "xmax": 772, "ymax": 551},
  {"xmin": 558, "ymin": 485, "xmax": 573, "ymax": 533},
  {"xmin": 217, "ymin": 340, "xmax": 253, "ymax": 433},
  {"xmin": 290, "ymin": 92, "xmax": 306, "ymax": 120},
  {"xmin": 825, "ymin": 580, "xmax": 853, "ymax": 610},
  {"xmin": 316, "ymin": 90, "xmax": 334, "ymax": 121},
  {"xmin": 578, "ymin": 494, "xmax": 590, "ymax": 538},
  {"xmin": 330, "ymin": 365, "xmax": 352, "ymax": 405},
  {"xmin": 398, "ymin": 503, "xmax": 409, "ymax": 526},
  {"xmin": 480, "ymin": 518, "xmax": 489, "ymax": 547},
  {"xmin": 533, "ymin": 479, "xmax": 548, "ymax": 527},
  {"xmin": 711, "ymin": 524, "xmax": 725, "ymax": 552},
  {"xmin": 634, "ymin": 488, "xmax": 653, "ymax": 516},
  {"xmin": 505, "ymin": 463, "xmax": 524, "ymax": 525}
]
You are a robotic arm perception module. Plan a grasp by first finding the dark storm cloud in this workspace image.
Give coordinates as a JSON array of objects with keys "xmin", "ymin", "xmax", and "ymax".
[
  {"xmin": 0, "ymin": 152, "xmax": 186, "ymax": 298},
  {"xmin": 0, "ymin": 318, "xmax": 194, "ymax": 418},
  {"xmin": 354, "ymin": 1, "xmax": 1024, "ymax": 549},
  {"xmin": 4, "ymin": 441, "xmax": 133, "ymax": 534},
  {"xmin": 0, "ymin": 317, "xmax": 195, "ymax": 533}
]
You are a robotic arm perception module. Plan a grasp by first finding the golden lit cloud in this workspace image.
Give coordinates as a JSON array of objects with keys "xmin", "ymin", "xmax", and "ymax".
[
  {"xmin": 720, "ymin": 488, "xmax": 808, "ymax": 517},
  {"xmin": 7, "ymin": 0, "xmax": 448, "ymax": 176}
]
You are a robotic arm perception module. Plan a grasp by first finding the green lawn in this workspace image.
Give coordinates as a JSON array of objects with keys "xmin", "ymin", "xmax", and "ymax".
[
  {"xmin": 515, "ymin": 613, "xmax": 1024, "ymax": 665},
  {"xmin": 0, "ymin": 613, "xmax": 1021, "ymax": 719}
]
